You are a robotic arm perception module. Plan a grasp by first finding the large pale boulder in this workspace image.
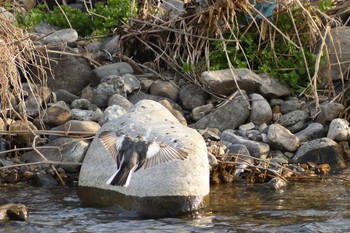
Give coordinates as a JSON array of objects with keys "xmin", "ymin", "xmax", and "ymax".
[{"xmin": 78, "ymin": 100, "xmax": 209, "ymax": 216}]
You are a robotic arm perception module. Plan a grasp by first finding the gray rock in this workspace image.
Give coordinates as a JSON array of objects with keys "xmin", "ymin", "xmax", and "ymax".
[
  {"xmin": 316, "ymin": 102, "xmax": 344, "ymax": 125},
  {"xmin": 270, "ymin": 151, "xmax": 289, "ymax": 164},
  {"xmin": 80, "ymin": 85, "xmax": 94, "ymax": 104},
  {"xmin": 108, "ymin": 93, "xmax": 133, "ymax": 110},
  {"xmin": 327, "ymin": 118, "xmax": 350, "ymax": 141},
  {"xmin": 45, "ymin": 50, "xmax": 92, "ymax": 95},
  {"xmin": 161, "ymin": 0, "xmax": 186, "ymax": 18},
  {"xmin": 318, "ymin": 27, "xmax": 350, "ymax": 84},
  {"xmin": 98, "ymin": 105, "xmax": 127, "ymax": 125},
  {"xmin": 54, "ymin": 89, "xmax": 79, "ymax": 104},
  {"xmin": 270, "ymin": 98, "xmax": 284, "ymax": 107},
  {"xmin": 30, "ymin": 173, "xmax": 58, "ymax": 187},
  {"xmin": 192, "ymin": 91, "xmax": 250, "ymax": 131},
  {"xmin": 201, "ymin": 69, "xmax": 290, "ymax": 97},
  {"xmin": 267, "ymin": 124, "xmax": 300, "ymax": 152},
  {"xmin": 239, "ymin": 122, "xmax": 256, "ymax": 131},
  {"xmin": 249, "ymin": 93, "xmax": 272, "ymax": 125},
  {"xmin": 86, "ymin": 41, "xmax": 102, "ymax": 53},
  {"xmin": 71, "ymin": 108, "xmax": 103, "ymax": 122},
  {"xmin": 178, "ymin": 84, "xmax": 209, "ymax": 110},
  {"xmin": 266, "ymin": 177, "xmax": 287, "ymax": 190},
  {"xmin": 102, "ymin": 35, "xmax": 120, "ymax": 54},
  {"xmin": 159, "ymin": 99, "xmax": 187, "ymax": 126},
  {"xmin": 150, "ymin": 81, "xmax": 179, "ymax": 102},
  {"xmin": 139, "ymin": 78, "xmax": 155, "ymax": 92},
  {"xmin": 258, "ymin": 73, "xmax": 292, "ymax": 97},
  {"xmin": 191, "ymin": 103, "xmax": 214, "ymax": 121},
  {"xmin": 71, "ymin": 98, "xmax": 92, "ymax": 110},
  {"xmin": 36, "ymin": 29, "xmax": 78, "ymax": 44},
  {"xmin": 228, "ymin": 144, "xmax": 251, "ymax": 157},
  {"xmin": 130, "ymin": 91, "xmax": 183, "ymax": 111},
  {"xmin": 23, "ymin": 87, "xmax": 52, "ymax": 118},
  {"xmin": 221, "ymin": 129, "xmax": 270, "ymax": 158},
  {"xmin": 42, "ymin": 101, "xmax": 72, "ymax": 127},
  {"xmin": 78, "ymin": 100, "xmax": 209, "ymax": 217},
  {"xmin": 246, "ymin": 130, "xmax": 262, "ymax": 141},
  {"xmin": 295, "ymin": 123, "xmax": 325, "ymax": 142},
  {"xmin": 22, "ymin": 137, "xmax": 89, "ymax": 172},
  {"xmin": 292, "ymin": 137, "xmax": 345, "ymax": 168},
  {"xmin": 280, "ymin": 98, "xmax": 300, "ymax": 114},
  {"xmin": 91, "ymin": 74, "xmax": 140, "ymax": 108},
  {"xmin": 208, "ymin": 152, "xmax": 218, "ymax": 169},
  {"xmin": 198, "ymin": 128, "xmax": 220, "ymax": 141},
  {"xmin": 52, "ymin": 120, "xmax": 101, "ymax": 135},
  {"xmin": 276, "ymin": 110, "xmax": 308, "ymax": 133},
  {"xmin": 258, "ymin": 123, "xmax": 268, "ymax": 132},
  {"xmin": 89, "ymin": 62, "xmax": 133, "ymax": 87},
  {"xmin": 201, "ymin": 68, "xmax": 263, "ymax": 95}
]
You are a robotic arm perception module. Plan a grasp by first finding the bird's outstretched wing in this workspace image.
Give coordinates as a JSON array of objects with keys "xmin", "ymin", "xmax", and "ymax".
[
  {"xmin": 98, "ymin": 131, "xmax": 122, "ymax": 162},
  {"xmin": 142, "ymin": 142, "xmax": 188, "ymax": 170}
]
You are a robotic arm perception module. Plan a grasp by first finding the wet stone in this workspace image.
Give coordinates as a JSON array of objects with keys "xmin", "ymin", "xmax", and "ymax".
[
  {"xmin": 30, "ymin": 173, "xmax": 58, "ymax": 187},
  {"xmin": 0, "ymin": 204, "xmax": 28, "ymax": 221},
  {"xmin": 266, "ymin": 177, "xmax": 287, "ymax": 190}
]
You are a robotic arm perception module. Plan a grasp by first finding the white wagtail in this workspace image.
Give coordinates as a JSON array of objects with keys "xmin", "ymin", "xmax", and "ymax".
[{"xmin": 98, "ymin": 131, "xmax": 188, "ymax": 187}]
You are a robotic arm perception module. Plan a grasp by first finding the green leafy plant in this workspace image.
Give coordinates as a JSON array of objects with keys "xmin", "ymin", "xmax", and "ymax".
[
  {"xmin": 16, "ymin": 0, "xmax": 136, "ymax": 37},
  {"xmin": 209, "ymin": 8, "xmax": 323, "ymax": 91},
  {"xmin": 318, "ymin": 0, "xmax": 333, "ymax": 11}
]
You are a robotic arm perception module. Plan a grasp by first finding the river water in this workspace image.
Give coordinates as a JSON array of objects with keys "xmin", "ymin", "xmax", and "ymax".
[{"xmin": 1, "ymin": 178, "xmax": 350, "ymax": 233}]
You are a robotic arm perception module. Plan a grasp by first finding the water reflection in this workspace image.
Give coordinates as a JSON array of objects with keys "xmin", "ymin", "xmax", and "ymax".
[{"xmin": 0, "ymin": 179, "xmax": 350, "ymax": 232}]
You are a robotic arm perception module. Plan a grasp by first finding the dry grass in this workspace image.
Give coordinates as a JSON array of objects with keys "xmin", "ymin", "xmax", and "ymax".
[
  {"xmin": 0, "ymin": 13, "xmax": 49, "ymax": 122},
  {"xmin": 119, "ymin": 0, "xmax": 348, "ymax": 114}
]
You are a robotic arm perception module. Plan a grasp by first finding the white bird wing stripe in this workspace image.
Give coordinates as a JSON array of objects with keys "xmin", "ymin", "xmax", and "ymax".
[
  {"xmin": 142, "ymin": 145, "xmax": 188, "ymax": 170},
  {"xmin": 98, "ymin": 131, "xmax": 119, "ymax": 161},
  {"xmin": 146, "ymin": 142, "xmax": 160, "ymax": 159}
]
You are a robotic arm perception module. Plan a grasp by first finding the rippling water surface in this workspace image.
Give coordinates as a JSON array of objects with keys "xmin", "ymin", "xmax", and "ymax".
[{"xmin": 1, "ymin": 179, "xmax": 350, "ymax": 233}]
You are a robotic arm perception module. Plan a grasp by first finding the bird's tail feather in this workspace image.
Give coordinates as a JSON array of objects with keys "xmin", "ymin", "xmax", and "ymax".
[
  {"xmin": 107, "ymin": 171, "xmax": 129, "ymax": 187},
  {"xmin": 106, "ymin": 165, "xmax": 138, "ymax": 187}
]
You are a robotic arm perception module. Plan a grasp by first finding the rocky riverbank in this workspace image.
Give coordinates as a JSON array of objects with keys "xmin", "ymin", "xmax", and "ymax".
[
  {"xmin": 0, "ymin": 19, "xmax": 350, "ymax": 187},
  {"xmin": 1, "ymin": 4, "xmax": 350, "ymax": 218}
]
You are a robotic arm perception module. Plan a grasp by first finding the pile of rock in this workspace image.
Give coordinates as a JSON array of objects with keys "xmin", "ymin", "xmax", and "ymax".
[{"xmin": 0, "ymin": 23, "xmax": 349, "ymax": 186}]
